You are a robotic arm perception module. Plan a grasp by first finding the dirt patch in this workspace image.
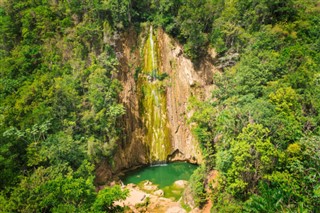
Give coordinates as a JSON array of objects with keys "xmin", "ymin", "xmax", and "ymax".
[
  {"xmin": 201, "ymin": 200, "xmax": 213, "ymax": 213},
  {"xmin": 207, "ymin": 170, "xmax": 219, "ymax": 189},
  {"xmin": 200, "ymin": 170, "xmax": 219, "ymax": 212}
]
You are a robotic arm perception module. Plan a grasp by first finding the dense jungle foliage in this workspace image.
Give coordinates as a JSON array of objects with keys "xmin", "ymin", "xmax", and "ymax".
[
  {"xmin": 0, "ymin": 0, "xmax": 128, "ymax": 212},
  {"xmin": 186, "ymin": 0, "xmax": 320, "ymax": 212},
  {"xmin": 1, "ymin": 0, "xmax": 320, "ymax": 212}
]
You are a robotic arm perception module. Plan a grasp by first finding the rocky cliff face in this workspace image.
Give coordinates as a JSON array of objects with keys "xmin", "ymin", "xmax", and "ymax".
[
  {"xmin": 158, "ymin": 30, "xmax": 217, "ymax": 163},
  {"xmin": 95, "ymin": 27, "xmax": 217, "ymax": 184}
]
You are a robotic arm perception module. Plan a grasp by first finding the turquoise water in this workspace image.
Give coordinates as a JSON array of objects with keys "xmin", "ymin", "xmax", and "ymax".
[{"xmin": 122, "ymin": 162, "xmax": 197, "ymax": 188}]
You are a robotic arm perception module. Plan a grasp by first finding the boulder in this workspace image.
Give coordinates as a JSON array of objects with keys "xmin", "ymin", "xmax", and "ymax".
[
  {"xmin": 173, "ymin": 180, "xmax": 188, "ymax": 188},
  {"xmin": 144, "ymin": 185, "xmax": 158, "ymax": 191},
  {"xmin": 144, "ymin": 180, "xmax": 152, "ymax": 186},
  {"xmin": 154, "ymin": 189, "xmax": 164, "ymax": 196},
  {"xmin": 165, "ymin": 206, "xmax": 187, "ymax": 213}
]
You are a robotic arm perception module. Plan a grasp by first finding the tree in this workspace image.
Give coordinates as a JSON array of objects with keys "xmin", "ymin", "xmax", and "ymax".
[
  {"xmin": 103, "ymin": 0, "xmax": 132, "ymax": 30},
  {"xmin": 220, "ymin": 124, "xmax": 276, "ymax": 198},
  {"xmin": 91, "ymin": 185, "xmax": 128, "ymax": 213},
  {"xmin": 83, "ymin": 63, "xmax": 125, "ymax": 162},
  {"xmin": 176, "ymin": 0, "xmax": 213, "ymax": 61}
]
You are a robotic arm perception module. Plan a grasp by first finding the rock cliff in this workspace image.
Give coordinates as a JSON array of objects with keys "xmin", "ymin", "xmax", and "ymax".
[{"xmin": 95, "ymin": 27, "xmax": 217, "ymax": 184}]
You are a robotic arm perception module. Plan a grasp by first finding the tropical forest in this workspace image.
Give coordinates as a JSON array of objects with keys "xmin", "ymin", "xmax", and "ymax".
[{"xmin": 0, "ymin": 0, "xmax": 319, "ymax": 212}]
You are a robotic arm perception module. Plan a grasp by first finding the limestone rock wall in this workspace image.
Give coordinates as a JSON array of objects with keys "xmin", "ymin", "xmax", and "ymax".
[
  {"xmin": 158, "ymin": 30, "xmax": 217, "ymax": 163},
  {"xmin": 95, "ymin": 28, "xmax": 217, "ymax": 184}
]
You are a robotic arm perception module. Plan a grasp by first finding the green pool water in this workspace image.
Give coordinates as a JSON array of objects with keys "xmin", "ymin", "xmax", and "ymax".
[
  {"xmin": 121, "ymin": 162, "xmax": 197, "ymax": 200},
  {"xmin": 122, "ymin": 162, "xmax": 197, "ymax": 188}
]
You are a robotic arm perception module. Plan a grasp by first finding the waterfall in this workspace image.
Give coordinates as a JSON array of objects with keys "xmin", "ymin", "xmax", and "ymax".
[
  {"xmin": 150, "ymin": 26, "xmax": 156, "ymax": 75},
  {"xmin": 139, "ymin": 26, "xmax": 171, "ymax": 164}
]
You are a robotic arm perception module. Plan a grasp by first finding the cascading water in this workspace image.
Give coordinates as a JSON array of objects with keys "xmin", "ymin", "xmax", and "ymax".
[
  {"xmin": 138, "ymin": 26, "xmax": 171, "ymax": 163},
  {"xmin": 149, "ymin": 26, "xmax": 156, "ymax": 80}
]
